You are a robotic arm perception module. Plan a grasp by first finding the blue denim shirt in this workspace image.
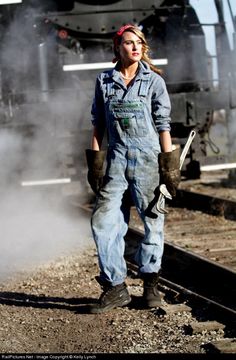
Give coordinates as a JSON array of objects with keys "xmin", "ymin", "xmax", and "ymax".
[{"xmin": 91, "ymin": 60, "xmax": 171, "ymax": 136}]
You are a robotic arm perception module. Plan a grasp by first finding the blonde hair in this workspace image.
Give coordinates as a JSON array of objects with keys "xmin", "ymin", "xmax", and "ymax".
[{"xmin": 113, "ymin": 25, "xmax": 162, "ymax": 75}]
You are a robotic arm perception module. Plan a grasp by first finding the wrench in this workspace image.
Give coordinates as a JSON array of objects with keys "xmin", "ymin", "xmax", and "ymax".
[{"xmin": 156, "ymin": 129, "xmax": 196, "ymax": 214}]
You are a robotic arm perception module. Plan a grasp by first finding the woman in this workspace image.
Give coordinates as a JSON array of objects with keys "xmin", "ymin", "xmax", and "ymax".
[{"xmin": 86, "ymin": 24, "xmax": 180, "ymax": 313}]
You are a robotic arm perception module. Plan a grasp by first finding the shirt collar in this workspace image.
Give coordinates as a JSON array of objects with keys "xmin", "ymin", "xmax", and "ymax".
[{"xmin": 111, "ymin": 60, "xmax": 151, "ymax": 82}]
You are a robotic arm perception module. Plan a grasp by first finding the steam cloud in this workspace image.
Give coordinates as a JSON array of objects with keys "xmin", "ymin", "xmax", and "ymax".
[
  {"xmin": 0, "ymin": 2, "xmax": 94, "ymax": 280},
  {"xmin": 0, "ymin": 187, "xmax": 92, "ymax": 279}
]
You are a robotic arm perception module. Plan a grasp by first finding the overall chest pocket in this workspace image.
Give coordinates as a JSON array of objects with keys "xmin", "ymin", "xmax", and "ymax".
[{"xmin": 111, "ymin": 102, "xmax": 148, "ymax": 138}]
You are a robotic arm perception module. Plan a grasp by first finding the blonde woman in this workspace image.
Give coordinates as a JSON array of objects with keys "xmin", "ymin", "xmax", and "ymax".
[{"xmin": 86, "ymin": 24, "xmax": 180, "ymax": 313}]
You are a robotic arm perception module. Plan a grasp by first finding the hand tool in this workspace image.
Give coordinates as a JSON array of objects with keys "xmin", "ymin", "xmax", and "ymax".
[{"xmin": 156, "ymin": 129, "xmax": 196, "ymax": 214}]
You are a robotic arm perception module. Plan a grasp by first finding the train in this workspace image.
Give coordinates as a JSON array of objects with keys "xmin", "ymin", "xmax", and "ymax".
[{"xmin": 0, "ymin": 0, "xmax": 236, "ymax": 194}]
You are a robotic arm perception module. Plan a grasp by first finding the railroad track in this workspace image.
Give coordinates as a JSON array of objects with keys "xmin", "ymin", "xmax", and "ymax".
[
  {"xmin": 168, "ymin": 186, "xmax": 236, "ymax": 271},
  {"xmin": 128, "ymin": 181, "xmax": 236, "ymax": 272},
  {"xmin": 75, "ymin": 187, "xmax": 236, "ymax": 353},
  {"xmin": 130, "ymin": 205, "xmax": 236, "ymax": 272},
  {"xmin": 125, "ymin": 226, "xmax": 236, "ymax": 324}
]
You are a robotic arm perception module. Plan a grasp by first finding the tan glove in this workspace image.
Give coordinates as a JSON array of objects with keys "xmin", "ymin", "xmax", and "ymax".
[
  {"xmin": 85, "ymin": 149, "xmax": 106, "ymax": 194},
  {"xmin": 158, "ymin": 148, "xmax": 181, "ymax": 197}
]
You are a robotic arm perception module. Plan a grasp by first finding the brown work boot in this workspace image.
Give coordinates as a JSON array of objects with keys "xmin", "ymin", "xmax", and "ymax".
[
  {"xmin": 142, "ymin": 272, "xmax": 162, "ymax": 308},
  {"xmin": 89, "ymin": 277, "xmax": 131, "ymax": 314}
]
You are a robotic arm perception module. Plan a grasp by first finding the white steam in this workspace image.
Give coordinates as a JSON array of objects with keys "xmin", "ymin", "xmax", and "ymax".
[
  {"xmin": 0, "ymin": 4, "xmax": 94, "ymax": 280},
  {"xmin": 0, "ymin": 188, "xmax": 93, "ymax": 279},
  {"xmin": 0, "ymin": 124, "xmax": 93, "ymax": 280}
]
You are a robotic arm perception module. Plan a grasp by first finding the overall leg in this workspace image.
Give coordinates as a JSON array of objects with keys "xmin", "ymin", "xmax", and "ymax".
[
  {"xmin": 133, "ymin": 182, "xmax": 164, "ymax": 274},
  {"xmin": 90, "ymin": 148, "xmax": 131, "ymax": 313},
  {"xmin": 92, "ymin": 181, "xmax": 129, "ymax": 286},
  {"xmin": 131, "ymin": 147, "xmax": 164, "ymax": 306}
]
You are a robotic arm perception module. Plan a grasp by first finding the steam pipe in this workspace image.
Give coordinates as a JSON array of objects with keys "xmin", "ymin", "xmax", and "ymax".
[
  {"xmin": 0, "ymin": 0, "xmax": 22, "ymax": 4},
  {"xmin": 21, "ymin": 178, "xmax": 71, "ymax": 186},
  {"xmin": 227, "ymin": 0, "xmax": 236, "ymax": 32},
  {"xmin": 63, "ymin": 59, "xmax": 168, "ymax": 71},
  {"xmin": 38, "ymin": 42, "xmax": 49, "ymax": 102},
  {"xmin": 214, "ymin": 0, "xmax": 224, "ymax": 24},
  {"xmin": 214, "ymin": 0, "xmax": 231, "ymax": 86}
]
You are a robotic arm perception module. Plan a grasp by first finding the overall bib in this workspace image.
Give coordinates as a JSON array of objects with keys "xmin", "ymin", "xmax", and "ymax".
[{"xmin": 91, "ymin": 74, "xmax": 165, "ymax": 286}]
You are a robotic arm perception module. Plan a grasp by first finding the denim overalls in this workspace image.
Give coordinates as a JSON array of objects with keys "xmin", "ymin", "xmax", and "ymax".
[{"xmin": 91, "ymin": 61, "xmax": 171, "ymax": 286}]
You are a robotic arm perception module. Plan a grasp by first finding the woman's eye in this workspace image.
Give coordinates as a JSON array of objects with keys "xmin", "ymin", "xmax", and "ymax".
[{"xmin": 123, "ymin": 40, "xmax": 142, "ymax": 45}]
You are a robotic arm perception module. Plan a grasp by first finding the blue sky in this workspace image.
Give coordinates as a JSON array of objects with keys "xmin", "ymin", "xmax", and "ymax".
[{"xmin": 190, "ymin": 0, "xmax": 236, "ymax": 53}]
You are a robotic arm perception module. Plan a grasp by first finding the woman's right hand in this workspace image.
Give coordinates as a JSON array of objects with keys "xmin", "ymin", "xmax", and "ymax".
[{"xmin": 85, "ymin": 149, "xmax": 106, "ymax": 194}]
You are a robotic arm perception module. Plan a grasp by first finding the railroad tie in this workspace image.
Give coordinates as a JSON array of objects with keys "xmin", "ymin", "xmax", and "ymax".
[
  {"xmin": 186, "ymin": 320, "xmax": 225, "ymax": 335},
  {"xmin": 158, "ymin": 303, "xmax": 192, "ymax": 315},
  {"xmin": 204, "ymin": 338, "xmax": 236, "ymax": 353}
]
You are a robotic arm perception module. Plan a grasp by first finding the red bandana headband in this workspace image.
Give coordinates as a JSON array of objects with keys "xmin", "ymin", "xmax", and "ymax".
[{"xmin": 116, "ymin": 24, "xmax": 134, "ymax": 36}]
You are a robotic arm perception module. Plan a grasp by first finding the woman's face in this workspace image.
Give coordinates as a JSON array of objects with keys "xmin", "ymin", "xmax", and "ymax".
[{"xmin": 118, "ymin": 31, "xmax": 143, "ymax": 64}]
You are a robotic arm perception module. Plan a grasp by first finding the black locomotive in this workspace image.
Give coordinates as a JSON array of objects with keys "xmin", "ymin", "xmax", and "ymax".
[{"xmin": 0, "ymin": 0, "xmax": 235, "ymax": 190}]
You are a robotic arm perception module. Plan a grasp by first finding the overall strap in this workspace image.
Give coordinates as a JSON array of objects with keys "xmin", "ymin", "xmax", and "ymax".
[
  {"xmin": 106, "ymin": 80, "xmax": 115, "ymax": 98},
  {"xmin": 138, "ymin": 78, "xmax": 149, "ymax": 97}
]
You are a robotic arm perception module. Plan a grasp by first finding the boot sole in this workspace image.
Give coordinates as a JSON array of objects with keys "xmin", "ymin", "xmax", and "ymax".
[{"xmin": 89, "ymin": 296, "xmax": 132, "ymax": 314}]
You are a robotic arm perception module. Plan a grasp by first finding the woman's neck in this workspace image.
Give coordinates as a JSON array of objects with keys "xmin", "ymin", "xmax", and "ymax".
[
  {"xmin": 120, "ymin": 62, "xmax": 138, "ymax": 78},
  {"xmin": 120, "ymin": 62, "xmax": 139, "ymax": 80}
]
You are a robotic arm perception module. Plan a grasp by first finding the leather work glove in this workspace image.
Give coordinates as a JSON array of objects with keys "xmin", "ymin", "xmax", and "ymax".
[
  {"xmin": 85, "ymin": 149, "xmax": 106, "ymax": 194},
  {"xmin": 158, "ymin": 148, "xmax": 181, "ymax": 197}
]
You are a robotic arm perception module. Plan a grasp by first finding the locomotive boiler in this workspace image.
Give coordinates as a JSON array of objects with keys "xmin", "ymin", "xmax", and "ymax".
[{"xmin": 0, "ymin": 0, "xmax": 235, "ymax": 193}]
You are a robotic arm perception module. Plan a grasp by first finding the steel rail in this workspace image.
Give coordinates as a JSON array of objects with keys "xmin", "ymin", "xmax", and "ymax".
[
  {"xmin": 77, "ymin": 203, "xmax": 236, "ymax": 327},
  {"xmin": 124, "ymin": 226, "xmax": 236, "ymax": 327},
  {"xmin": 172, "ymin": 189, "xmax": 236, "ymax": 221}
]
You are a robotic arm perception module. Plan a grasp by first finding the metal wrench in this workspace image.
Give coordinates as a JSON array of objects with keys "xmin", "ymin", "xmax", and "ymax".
[{"xmin": 156, "ymin": 129, "xmax": 196, "ymax": 214}]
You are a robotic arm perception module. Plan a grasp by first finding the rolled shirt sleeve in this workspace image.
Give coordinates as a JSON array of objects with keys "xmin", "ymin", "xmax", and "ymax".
[
  {"xmin": 151, "ymin": 75, "xmax": 171, "ymax": 133},
  {"xmin": 91, "ymin": 75, "xmax": 106, "ymax": 128}
]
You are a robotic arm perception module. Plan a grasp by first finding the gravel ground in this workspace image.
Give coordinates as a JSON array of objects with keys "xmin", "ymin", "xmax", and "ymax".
[
  {"xmin": 0, "ymin": 242, "xmax": 226, "ymax": 354},
  {"xmin": 179, "ymin": 170, "xmax": 236, "ymax": 201},
  {"xmin": 0, "ymin": 175, "xmax": 234, "ymax": 355}
]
